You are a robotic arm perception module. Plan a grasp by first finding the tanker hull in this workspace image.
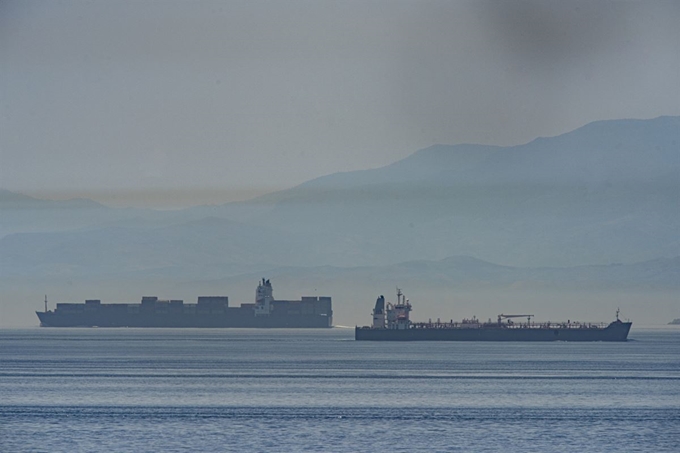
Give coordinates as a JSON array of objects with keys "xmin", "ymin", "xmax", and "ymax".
[{"xmin": 355, "ymin": 321, "xmax": 631, "ymax": 341}]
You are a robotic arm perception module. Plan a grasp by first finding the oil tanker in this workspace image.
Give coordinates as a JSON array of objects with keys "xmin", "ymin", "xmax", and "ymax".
[
  {"xmin": 355, "ymin": 289, "xmax": 631, "ymax": 341},
  {"xmin": 37, "ymin": 279, "xmax": 332, "ymax": 328}
]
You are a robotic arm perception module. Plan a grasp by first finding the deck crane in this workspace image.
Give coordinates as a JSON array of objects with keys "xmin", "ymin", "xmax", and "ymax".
[{"xmin": 498, "ymin": 314, "xmax": 534, "ymax": 326}]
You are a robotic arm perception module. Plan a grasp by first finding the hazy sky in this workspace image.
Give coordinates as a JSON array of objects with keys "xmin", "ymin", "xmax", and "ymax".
[{"xmin": 2, "ymin": 0, "xmax": 679, "ymax": 207}]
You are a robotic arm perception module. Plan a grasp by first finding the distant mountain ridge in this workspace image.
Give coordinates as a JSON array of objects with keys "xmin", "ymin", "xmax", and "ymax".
[
  {"xmin": 244, "ymin": 255, "xmax": 680, "ymax": 291},
  {"xmin": 1, "ymin": 224, "xmax": 677, "ymax": 290},
  {"xmin": 1, "ymin": 116, "xmax": 679, "ymax": 270},
  {"xmin": 221, "ymin": 116, "xmax": 679, "ymax": 267},
  {"xmin": 272, "ymin": 116, "xmax": 679, "ymax": 193},
  {"xmin": 0, "ymin": 189, "xmax": 105, "ymax": 209}
]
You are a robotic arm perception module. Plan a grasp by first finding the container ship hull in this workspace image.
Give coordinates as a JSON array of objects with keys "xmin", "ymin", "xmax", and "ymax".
[
  {"xmin": 37, "ymin": 311, "xmax": 331, "ymax": 328},
  {"xmin": 36, "ymin": 279, "xmax": 332, "ymax": 328}
]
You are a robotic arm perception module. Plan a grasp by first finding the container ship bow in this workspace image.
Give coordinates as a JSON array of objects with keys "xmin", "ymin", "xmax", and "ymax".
[
  {"xmin": 37, "ymin": 279, "xmax": 332, "ymax": 328},
  {"xmin": 355, "ymin": 289, "xmax": 631, "ymax": 341}
]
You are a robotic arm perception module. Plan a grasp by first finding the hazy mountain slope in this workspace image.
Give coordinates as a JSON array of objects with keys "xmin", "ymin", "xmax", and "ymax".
[
  {"xmin": 1, "ymin": 116, "xmax": 678, "ymax": 272},
  {"xmin": 226, "ymin": 255, "xmax": 680, "ymax": 291},
  {"xmin": 0, "ymin": 189, "xmax": 180, "ymax": 238},
  {"xmin": 4, "ymin": 212, "xmax": 677, "ymax": 292},
  {"xmin": 229, "ymin": 116, "xmax": 680, "ymax": 266},
  {"xmin": 0, "ymin": 189, "xmax": 105, "ymax": 208},
  {"xmin": 293, "ymin": 116, "xmax": 679, "ymax": 189},
  {"xmin": 0, "ymin": 216, "xmax": 338, "ymax": 279}
]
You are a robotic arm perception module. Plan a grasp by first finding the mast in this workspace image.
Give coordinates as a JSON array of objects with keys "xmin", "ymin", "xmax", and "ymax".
[{"xmin": 44, "ymin": 295, "xmax": 48, "ymax": 313}]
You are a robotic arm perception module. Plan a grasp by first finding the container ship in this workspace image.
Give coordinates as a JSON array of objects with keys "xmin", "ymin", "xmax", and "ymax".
[
  {"xmin": 355, "ymin": 289, "xmax": 631, "ymax": 341},
  {"xmin": 37, "ymin": 279, "xmax": 332, "ymax": 328}
]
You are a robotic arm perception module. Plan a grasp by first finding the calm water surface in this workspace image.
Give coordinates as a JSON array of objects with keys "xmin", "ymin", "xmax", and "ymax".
[{"xmin": 1, "ymin": 327, "xmax": 678, "ymax": 452}]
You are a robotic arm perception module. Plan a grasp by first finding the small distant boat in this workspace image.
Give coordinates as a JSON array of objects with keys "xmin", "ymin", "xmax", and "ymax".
[{"xmin": 669, "ymin": 319, "xmax": 680, "ymax": 325}]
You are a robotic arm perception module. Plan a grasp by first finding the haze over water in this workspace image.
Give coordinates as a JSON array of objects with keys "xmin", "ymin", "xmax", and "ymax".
[
  {"xmin": 2, "ymin": 2, "xmax": 679, "ymax": 450},
  {"xmin": 1, "ymin": 328, "xmax": 678, "ymax": 452}
]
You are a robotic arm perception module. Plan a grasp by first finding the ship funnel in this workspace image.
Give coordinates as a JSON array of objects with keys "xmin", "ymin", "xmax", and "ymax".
[
  {"xmin": 372, "ymin": 295, "xmax": 386, "ymax": 328},
  {"xmin": 255, "ymin": 278, "xmax": 274, "ymax": 316}
]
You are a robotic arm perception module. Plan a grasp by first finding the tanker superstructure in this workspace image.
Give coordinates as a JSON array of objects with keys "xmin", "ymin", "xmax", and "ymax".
[
  {"xmin": 355, "ymin": 289, "xmax": 631, "ymax": 341},
  {"xmin": 37, "ymin": 279, "xmax": 332, "ymax": 328}
]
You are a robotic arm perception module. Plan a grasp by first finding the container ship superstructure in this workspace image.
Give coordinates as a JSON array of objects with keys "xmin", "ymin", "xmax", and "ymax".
[
  {"xmin": 37, "ymin": 279, "xmax": 332, "ymax": 328},
  {"xmin": 355, "ymin": 289, "xmax": 631, "ymax": 341}
]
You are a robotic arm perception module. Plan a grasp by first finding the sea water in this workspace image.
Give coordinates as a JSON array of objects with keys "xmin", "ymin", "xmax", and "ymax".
[{"xmin": 1, "ymin": 328, "xmax": 678, "ymax": 452}]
